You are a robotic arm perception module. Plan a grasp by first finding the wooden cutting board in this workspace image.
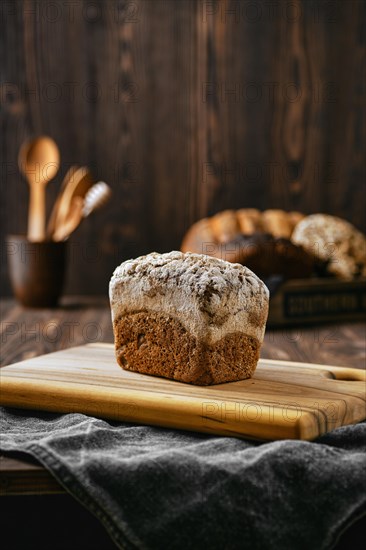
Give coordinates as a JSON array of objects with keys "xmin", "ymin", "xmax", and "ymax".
[{"xmin": 1, "ymin": 344, "xmax": 365, "ymax": 441}]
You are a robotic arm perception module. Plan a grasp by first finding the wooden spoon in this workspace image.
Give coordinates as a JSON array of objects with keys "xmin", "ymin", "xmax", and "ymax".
[{"xmin": 18, "ymin": 136, "xmax": 60, "ymax": 242}]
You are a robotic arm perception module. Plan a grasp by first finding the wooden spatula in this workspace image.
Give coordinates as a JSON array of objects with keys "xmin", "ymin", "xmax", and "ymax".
[
  {"xmin": 47, "ymin": 166, "xmax": 94, "ymax": 240},
  {"xmin": 46, "ymin": 165, "xmax": 80, "ymax": 238},
  {"xmin": 52, "ymin": 182, "xmax": 112, "ymax": 241}
]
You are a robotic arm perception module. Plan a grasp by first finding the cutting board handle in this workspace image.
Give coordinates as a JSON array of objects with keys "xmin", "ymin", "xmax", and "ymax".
[
  {"xmin": 259, "ymin": 358, "xmax": 365, "ymax": 382},
  {"xmin": 328, "ymin": 367, "xmax": 366, "ymax": 382}
]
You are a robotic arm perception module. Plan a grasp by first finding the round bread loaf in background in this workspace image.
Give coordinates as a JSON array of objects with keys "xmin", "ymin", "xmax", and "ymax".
[
  {"xmin": 181, "ymin": 208, "xmax": 305, "ymax": 253},
  {"xmin": 109, "ymin": 251, "xmax": 269, "ymax": 385},
  {"xmin": 292, "ymin": 214, "xmax": 366, "ymax": 279},
  {"xmin": 181, "ymin": 209, "xmax": 313, "ymax": 280}
]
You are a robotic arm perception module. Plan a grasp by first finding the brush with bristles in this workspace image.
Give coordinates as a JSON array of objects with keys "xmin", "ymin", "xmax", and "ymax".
[
  {"xmin": 53, "ymin": 182, "xmax": 112, "ymax": 241},
  {"xmin": 82, "ymin": 181, "xmax": 112, "ymax": 217}
]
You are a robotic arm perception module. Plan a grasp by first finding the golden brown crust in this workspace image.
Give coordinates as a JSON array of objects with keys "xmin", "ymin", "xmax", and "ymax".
[
  {"xmin": 181, "ymin": 218, "xmax": 216, "ymax": 254},
  {"xmin": 261, "ymin": 209, "xmax": 294, "ymax": 239},
  {"xmin": 113, "ymin": 311, "xmax": 260, "ymax": 385},
  {"xmin": 210, "ymin": 210, "xmax": 241, "ymax": 244},
  {"xmin": 180, "ymin": 209, "xmax": 317, "ymax": 280},
  {"xmin": 236, "ymin": 208, "xmax": 262, "ymax": 234},
  {"xmin": 181, "ymin": 208, "xmax": 304, "ymax": 254}
]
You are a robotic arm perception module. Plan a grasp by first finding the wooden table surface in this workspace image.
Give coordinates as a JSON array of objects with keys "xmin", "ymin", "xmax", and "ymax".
[{"xmin": 1, "ymin": 297, "xmax": 365, "ymax": 496}]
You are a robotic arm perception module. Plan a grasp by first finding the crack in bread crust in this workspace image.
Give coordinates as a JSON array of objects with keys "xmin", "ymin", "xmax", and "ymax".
[{"xmin": 113, "ymin": 311, "xmax": 260, "ymax": 386}]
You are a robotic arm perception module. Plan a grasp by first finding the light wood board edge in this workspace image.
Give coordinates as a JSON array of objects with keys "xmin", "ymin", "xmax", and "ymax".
[{"xmin": 1, "ymin": 376, "xmax": 365, "ymax": 442}]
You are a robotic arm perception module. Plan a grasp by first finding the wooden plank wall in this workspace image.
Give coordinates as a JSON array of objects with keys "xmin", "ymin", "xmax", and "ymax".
[{"xmin": 1, "ymin": 0, "xmax": 365, "ymax": 295}]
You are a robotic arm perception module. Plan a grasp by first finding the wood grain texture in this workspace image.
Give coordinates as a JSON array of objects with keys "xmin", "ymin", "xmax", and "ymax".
[
  {"xmin": 1, "ymin": 343, "xmax": 365, "ymax": 441},
  {"xmin": 1, "ymin": 0, "xmax": 365, "ymax": 296},
  {"xmin": 0, "ymin": 455, "xmax": 64, "ymax": 495}
]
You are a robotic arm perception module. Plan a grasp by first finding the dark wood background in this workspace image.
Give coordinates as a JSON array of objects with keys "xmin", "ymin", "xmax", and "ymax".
[{"xmin": 1, "ymin": 0, "xmax": 365, "ymax": 296}]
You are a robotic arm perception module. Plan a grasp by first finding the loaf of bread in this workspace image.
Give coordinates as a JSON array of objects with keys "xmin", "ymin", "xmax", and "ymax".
[
  {"xmin": 292, "ymin": 214, "xmax": 366, "ymax": 279},
  {"xmin": 109, "ymin": 251, "xmax": 269, "ymax": 385},
  {"xmin": 181, "ymin": 208, "xmax": 305, "ymax": 253},
  {"xmin": 181, "ymin": 209, "xmax": 314, "ymax": 279}
]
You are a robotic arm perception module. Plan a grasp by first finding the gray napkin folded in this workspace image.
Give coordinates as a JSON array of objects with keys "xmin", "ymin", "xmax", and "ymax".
[{"xmin": 1, "ymin": 407, "xmax": 365, "ymax": 550}]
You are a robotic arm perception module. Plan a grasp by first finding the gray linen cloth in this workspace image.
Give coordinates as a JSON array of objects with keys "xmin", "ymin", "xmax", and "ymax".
[{"xmin": 1, "ymin": 407, "xmax": 365, "ymax": 550}]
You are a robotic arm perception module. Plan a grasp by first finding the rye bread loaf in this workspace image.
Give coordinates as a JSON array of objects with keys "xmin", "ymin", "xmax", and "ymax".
[{"xmin": 109, "ymin": 251, "xmax": 269, "ymax": 385}]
